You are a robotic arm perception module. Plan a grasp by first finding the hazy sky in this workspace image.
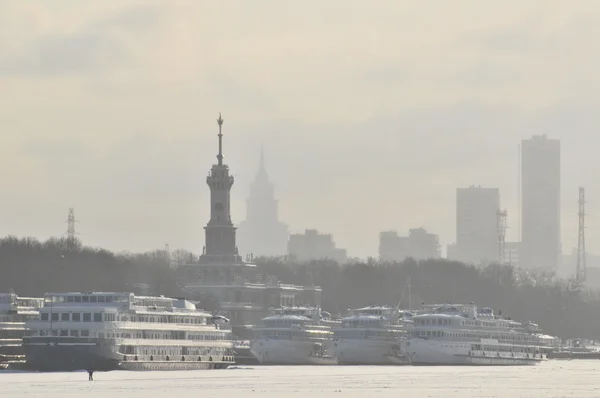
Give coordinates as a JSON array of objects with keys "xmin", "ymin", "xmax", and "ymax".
[{"xmin": 2, "ymin": 1, "xmax": 600, "ymax": 268}]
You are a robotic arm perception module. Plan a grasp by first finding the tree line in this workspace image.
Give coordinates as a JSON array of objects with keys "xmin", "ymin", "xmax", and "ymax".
[{"xmin": 0, "ymin": 235, "xmax": 596, "ymax": 339}]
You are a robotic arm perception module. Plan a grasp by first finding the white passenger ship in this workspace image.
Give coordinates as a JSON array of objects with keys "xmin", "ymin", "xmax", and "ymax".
[
  {"xmin": 250, "ymin": 306, "xmax": 337, "ymax": 365},
  {"xmin": 0, "ymin": 293, "xmax": 43, "ymax": 369},
  {"xmin": 406, "ymin": 303, "xmax": 554, "ymax": 366},
  {"xmin": 330, "ymin": 306, "xmax": 412, "ymax": 365},
  {"xmin": 23, "ymin": 292, "xmax": 235, "ymax": 371}
]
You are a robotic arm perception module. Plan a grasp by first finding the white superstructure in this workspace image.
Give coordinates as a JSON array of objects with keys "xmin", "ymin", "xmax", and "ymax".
[
  {"xmin": 406, "ymin": 303, "xmax": 554, "ymax": 366},
  {"xmin": 0, "ymin": 293, "xmax": 43, "ymax": 368},
  {"xmin": 250, "ymin": 306, "xmax": 337, "ymax": 365},
  {"xmin": 330, "ymin": 306, "xmax": 412, "ymax": 365},
  {"xmin": 23, "ymin": 292, "xmax": 235, "ymax": 371}
]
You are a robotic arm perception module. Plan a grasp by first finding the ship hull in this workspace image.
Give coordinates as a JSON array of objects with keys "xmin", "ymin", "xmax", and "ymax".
[
  {"xmin": 250, "ymin": 339, "xmax": 337, "ymax": 365},
  {"xmin": 407, "ymin": 338, "xmax": 544, "ymax": 366},
  {"xmin": 331, "ymin": 339, "xmax": 410, "ymax": 365},
  {"xmin": 24, "ymin": 337, "xmax": 234, "ymax": 372},
  {"xmin": 233, "ymin": 345, "xmax": 259, "ymax": 365}
]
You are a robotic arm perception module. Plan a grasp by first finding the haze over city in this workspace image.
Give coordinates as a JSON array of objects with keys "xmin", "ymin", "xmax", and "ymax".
[{"xmin": 2, "ymin": 0, "xmax": 600, "ymax": 260}]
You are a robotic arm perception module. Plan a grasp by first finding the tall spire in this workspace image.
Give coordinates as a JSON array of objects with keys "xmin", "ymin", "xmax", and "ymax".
[
  {"xmin": 259, "ymin": 142, "xmax": 265, "ymax": 172},
  {"xmin": 217, "ymin": 112, "xmax": 224, "ymax": 166}
]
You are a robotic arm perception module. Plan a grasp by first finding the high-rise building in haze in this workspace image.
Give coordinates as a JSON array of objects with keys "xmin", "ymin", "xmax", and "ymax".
[
  {"xmin": 379, "ymin": 228, "xmax": 440, "ymax": 262},
  {"xmin": 456, "ymin": 186, "xmax": 500, "ymax": 265},
  {"xmin": 521, "ymin": 134, "xmax": 561, "ymax": 271},
  {"xmin": 288, "ymin": 229, "xmax": 347, "ymax": 264},
  {"xmin": 237, "ymin": 148, "xmax": 289, "ymax": 257}
]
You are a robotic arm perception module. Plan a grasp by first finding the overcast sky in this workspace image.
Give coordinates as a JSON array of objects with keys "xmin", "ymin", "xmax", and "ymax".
[{"xmin": 1, "ymin": 1, "xmax": 600, "ymax": 269}]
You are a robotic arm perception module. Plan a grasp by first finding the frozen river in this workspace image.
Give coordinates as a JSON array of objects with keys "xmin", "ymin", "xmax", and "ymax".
[{"xmin": 1, "ymin": 361, "xmax": 599, "ymax": 398}]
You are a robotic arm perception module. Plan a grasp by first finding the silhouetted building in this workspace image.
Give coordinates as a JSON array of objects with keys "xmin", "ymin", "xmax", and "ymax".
[
  {"xmin": 237, "ymin": 148, "xmax": 289, "ymax": 257},
  {"xmin": 288, "ymin": 229, "xmax": 347, "ymax": 264},
  {"xmin": 379, "ymin": 231, "xmax": 409, "ymax": 262},
  {"xmin": 178, "ymin": 115, "xmax": 321, "ymax": 338},
  {"xmin": 521, "ymin": 135, "xmax": 561, "ymax": 271},
  {"xmin": 456, "ymin": 186, "xmax": 500, "ymax": 265},
  {"xmin": 408, "ymin": 228, "xmax": 441, "ymax": 260},
  {"xmin": 379, "ymin": 228, "xmax": 440, "ymax": 262}
]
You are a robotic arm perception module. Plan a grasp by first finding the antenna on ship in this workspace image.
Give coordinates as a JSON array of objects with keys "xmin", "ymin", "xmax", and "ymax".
[{"xmin": 396, "ymin": 277, "xmax": 411, "ymax": 310}]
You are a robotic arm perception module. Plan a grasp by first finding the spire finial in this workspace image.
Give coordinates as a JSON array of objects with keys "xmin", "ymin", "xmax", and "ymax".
[{"xmin": 217, "ymin": 112, "xmax": 224, "ymax": 166}]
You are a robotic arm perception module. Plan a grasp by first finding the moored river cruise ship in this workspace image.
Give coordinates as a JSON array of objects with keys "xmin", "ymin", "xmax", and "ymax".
[
  {"xmin": 23, "ymin": 292, "xmax": 235, "ymax": 371},
  {"xmin": 330, "ymin": 306, "xmax": 412, "ymax": 365},
  {"xmin": 406, "ymin": 303, "xmax": 557, "ymax": 366},
  {"xmin": 250, "ymin": 306, "xmax": 337, "ymax": 365},
  {"xmin": 0, "ymin": 293, "xmax": 44, "ymax": 369}
]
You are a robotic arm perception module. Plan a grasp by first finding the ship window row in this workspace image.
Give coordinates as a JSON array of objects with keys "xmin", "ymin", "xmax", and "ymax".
[
  {"xmin": 46, "ymin": 295, "xmax": 130, "ymax": 303},
  {"xmin": 253, "ymin": 331, "xmax": 331, "ymax": 340},
  {"xmin": 39, "ymin": 312, "xmax": 206, "ymax": 324},
  {"xmin": 334, "ymin": 330, "xmax": 404, "ymax": 339},
  {"xmin": 119, "ymin": 345, "xmax": 228, "ymax": 357},
  {"xmin": 0, "ymin": 314, "xmax": 38, "ymax": 322},
  {"xmin": 26, "ymin": 329, "xmax": 230, "ymax": 340},
  {"xmin": 414, "ymin": 319, "xmax": 453, "ymax": 326},
  {"xmin": 30, "ymin": 329, "xmax": 90, "ymax": 337},
  {"xmin": 0, "ymin": 329, "xmax": 25, "ymax": 338},
  {"xmin": 414, "ymin": 318, "xmax": 509, "ymax": 328},
  {"xmin": 470, "ymin": 344, "xmax": 539, "ymax": 353},
  {"xmin": 41, "ymin": 312, "xmax": 102, "ymax": 322},
  {"xmin": 411, "ymin": 330, "xmax": 537, "ymax": 342}
]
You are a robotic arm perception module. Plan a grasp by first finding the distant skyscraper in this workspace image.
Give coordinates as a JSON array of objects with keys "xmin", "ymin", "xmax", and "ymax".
[
  {"xmin": 521, "ymin": 134, "xmax": 561, "ymax": 271},
  {"xmin": 456, "ymin": 186, "xmax": 500, "ymax": 265},
  {"xmin": 237, "ymin": 147, "xmax": 289, "ymax": 257}
]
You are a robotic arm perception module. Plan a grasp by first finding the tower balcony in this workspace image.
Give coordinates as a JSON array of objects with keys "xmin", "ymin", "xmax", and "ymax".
[{"xmin": 206, "ymin": 175, "xmax": 234, "ymax": 188}]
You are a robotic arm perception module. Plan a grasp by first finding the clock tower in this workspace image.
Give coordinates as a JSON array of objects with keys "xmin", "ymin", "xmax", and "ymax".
[{"xmin": 200, "ymin": 113, "xmax": 242, "ymax": 264}]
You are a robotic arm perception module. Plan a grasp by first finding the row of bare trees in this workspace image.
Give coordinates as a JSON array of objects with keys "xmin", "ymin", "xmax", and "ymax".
[
  {"xmin": 0, "ymin": 235, "xmax": 596, "ymax": 339},
  {"xmin": 254, "ymin": 257, "xmax": 597, "ymax": 340}
]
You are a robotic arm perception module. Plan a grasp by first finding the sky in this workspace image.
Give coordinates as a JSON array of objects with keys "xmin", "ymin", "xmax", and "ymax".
[{"xmin": 1, "ymin": 0, "xmax": 600, "ymax": 268}]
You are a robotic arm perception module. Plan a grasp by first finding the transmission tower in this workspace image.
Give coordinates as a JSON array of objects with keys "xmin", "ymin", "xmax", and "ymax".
[
  {"xmin": 497, "ymin": 210, "xmax": 507, "ymax": 264},
  {"xmin": 65, "ymin": 208, "xmax": 79, "ymax": 250},
  {"xmin": 164, "ymin": 243, "xmax": 173, "ymax": 267},
  {"xmin": 576, "ymin": 187, "xmax": 587, "ymax": 282}
]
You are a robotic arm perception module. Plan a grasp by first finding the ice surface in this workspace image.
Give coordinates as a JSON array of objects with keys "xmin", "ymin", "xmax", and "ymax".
[{"xmin": 0, "ymin": 361, "xmax": 599, "ymax": 398}]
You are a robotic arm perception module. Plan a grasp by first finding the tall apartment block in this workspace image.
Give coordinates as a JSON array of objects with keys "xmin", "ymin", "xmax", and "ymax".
[
  {"xmin": 521, "ymin": 134, "xmax": 561, "ymax": 271},
  {"xmin": 456, "ymin": 186, "xmax": 500, "ymax": 265}
]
